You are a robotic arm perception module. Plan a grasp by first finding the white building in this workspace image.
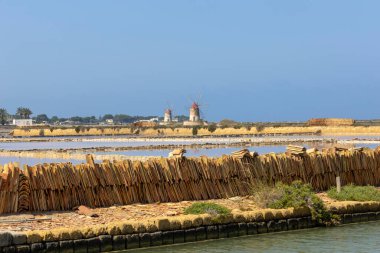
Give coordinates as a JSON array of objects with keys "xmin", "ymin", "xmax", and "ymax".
[
  {"xmin": 13, "ymin": 119, "xmax": 33, "ymax": 127},
  {"xmin": 105, "ymin": 119, "xmax": 114, "ymax": 125}
]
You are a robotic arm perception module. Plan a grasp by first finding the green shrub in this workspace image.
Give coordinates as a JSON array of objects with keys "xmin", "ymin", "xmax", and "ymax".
[
  {"xmin": 207, "ymin": 124, "xmax": 217, "ymax": 133},
  {"xmin": 268, "ymin": 181, "xmax": 316, "ymax": 209},
  {"xmin": 255, "ymin": 125, "xmax": 265, "ymax": 132},
  {"xmin": 39, "ymin": 129, "xmax": 45, "ymax": 137},
  {"xmin": 327, "ymin": 185, "xmax": 380, "ymax": 202},
  {"xmin": 192, "ymin": 127, "xmax": 198, "ymax": 136},
  {"xmin": 74, "ymin": 126, "xmax": 81, "ymax": 133},
  {"xmin": 184, "ymin": 202, "xmax": 231, "ymax": 216},
  {"xmin": 251, "ymin": 181, "xmax": 339, "ymax": 226}
]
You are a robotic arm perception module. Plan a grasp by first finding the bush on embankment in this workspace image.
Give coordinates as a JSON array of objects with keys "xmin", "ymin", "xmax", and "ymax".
[
  {"xmin": 184, "ymin": 202, "xmax": 231, "ymax": 216},
  {"xmin": 251, "ymin": 181, "xmax": 339, "ymax": 225},
  {"xmin": 327, "ymin": 185, "xmax": 380, "ymax": 202}
]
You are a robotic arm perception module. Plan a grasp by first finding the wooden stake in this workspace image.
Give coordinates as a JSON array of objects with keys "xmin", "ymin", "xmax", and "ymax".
[{"xmin": 336, "ymin": 176, "xmax": 341, "ymax": 193}]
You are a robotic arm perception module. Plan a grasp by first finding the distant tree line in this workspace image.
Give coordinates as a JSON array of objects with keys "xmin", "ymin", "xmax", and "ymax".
[
  {"xmin": 35, "ymin": 114, "xmax": 190, "ymax": 125},
  {"xmin": 0, "ymin": 106, "xmax": 191, "ymax": 126}
]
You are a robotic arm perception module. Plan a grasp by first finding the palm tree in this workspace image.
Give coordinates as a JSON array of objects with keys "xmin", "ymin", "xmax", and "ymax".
[
  {"xmin": 16, "ymin": 107, "xmax": 33, "ymax": 119},
  {"xmin": 0, "ymin": 108, "xmax": 8, "ymax": 125}
]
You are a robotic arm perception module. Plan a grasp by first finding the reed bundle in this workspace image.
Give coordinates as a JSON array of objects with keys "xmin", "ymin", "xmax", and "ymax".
[
  {"xmin": 168, "ymin": 149, "xmax": 186, "ymax": 158},
  {"xmin": 231, "ymin": 149, "xmax": 252, "ymax": 159},
  {"xmin": 286, "ymin": 145, "xmax": 306, "ymax": 156},
  {"xmin": 1, "ymin": 147, "xmax": 380, "ymax": 214}
]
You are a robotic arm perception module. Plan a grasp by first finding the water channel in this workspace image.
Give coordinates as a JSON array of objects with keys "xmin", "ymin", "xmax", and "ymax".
[{"xmin": 127, "ymin": 221, "xmax": 380, "ymax": 253}]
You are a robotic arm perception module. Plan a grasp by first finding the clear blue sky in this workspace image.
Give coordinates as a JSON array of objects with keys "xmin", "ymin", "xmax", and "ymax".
[{"xmin": 1, "ymin": 0, "xmax": 379, "ymax": 122}]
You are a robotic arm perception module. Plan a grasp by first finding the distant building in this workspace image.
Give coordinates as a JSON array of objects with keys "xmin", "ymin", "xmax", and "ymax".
[
  {"xmin": 148, "ymin": 117, "xmax": 159, "ymax": 122},
  {"xmin": 160, "ymin": 109, "xmax": 173, "ymax": 126},
  {"xmin": 105, "ymin": 119, "xmax": 114, "ymax": 125},
  {"xmin": 60, "ymin": 120, "xmax": 75, "ymax": 125},
  {"xmin": 164, "ymin": 109, "xmax": 172, "ymax": 123},
  {"xmin": 13, "ymin": 119, "xmax": 33, "ymax": 127}
]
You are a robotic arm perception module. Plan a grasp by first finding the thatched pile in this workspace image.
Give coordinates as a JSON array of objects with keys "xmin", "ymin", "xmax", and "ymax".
[
  {"xmin": 0, "ymin": 164, "xmax": 21, "ymax": 213},
  {"xmin": 306, "ymin": 148, "xmax": 318, "ymax": 154},
  {"xmin": 231, "ymin": 149, "xmax": 252, "ymax": 159},
  {"xmin": 286, "ymin": 145, "xmax": 306, "ymax": 156},
  {"xmin": 1, "ymin": 147, "xmax": 380, "ymax": 214},
  {"xmin": 168, "ymin": 149, "xmax": 186, "ymax": 158},
  {"xmin": 307, "ymin": 118, "xmax": 354, "ymax": 126}
]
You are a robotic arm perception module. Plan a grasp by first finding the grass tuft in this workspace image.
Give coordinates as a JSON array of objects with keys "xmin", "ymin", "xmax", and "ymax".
[{"xmin": 327, "ymin": 184, "xmax": 380, "ymax": 202}]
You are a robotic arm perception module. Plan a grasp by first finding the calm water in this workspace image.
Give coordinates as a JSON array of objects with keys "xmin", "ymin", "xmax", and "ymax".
[
  {"xmin": 0, "ymin": 135, "xmax": 379, "ymax": 166},
  {"xmin": 94, "ymin": 145, "xmax": 288, "ymax": 157},
  {"xmin": 127, "ymin": 221, "xmax": 380, "ymax": 253},
  {"xmin": 0, "ymin": 146, "xmax": 288, "ymax": 166},
  {"xmin": 0, "ymin": 135, "xmax": 326, "ymax": 150}
]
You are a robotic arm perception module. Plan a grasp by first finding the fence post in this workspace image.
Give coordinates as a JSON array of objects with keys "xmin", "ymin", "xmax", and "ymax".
[{"xmin": 336, "ymin": 175, "xmax": 341, "ymax": 193}]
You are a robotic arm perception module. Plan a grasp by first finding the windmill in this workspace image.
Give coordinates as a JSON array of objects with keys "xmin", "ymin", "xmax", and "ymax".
[
  {"xmin": 163, "ymin": 101, "xmax": 175, "ymax": 124},
  {"xmin": 187, "ymin": 94, "xmax": 208, "ymax": 122},
  {"xmin": 183, "ymin": 94, "xmax": 208, "ymax": 126},
  {"xmin": 189, "ymin": 102, "xmax": 200, "ymax": 122}
]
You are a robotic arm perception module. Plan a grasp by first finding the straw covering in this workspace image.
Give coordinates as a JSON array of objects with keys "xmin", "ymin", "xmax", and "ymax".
[{"xmin": 0, "ymin": 147, "xmax": 380, "ymax": 214}]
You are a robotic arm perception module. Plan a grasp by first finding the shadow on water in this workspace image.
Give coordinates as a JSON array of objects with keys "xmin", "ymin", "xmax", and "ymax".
[{"xmin": 126, "ymin": 221, "xmax": 380, "ymax": 253}]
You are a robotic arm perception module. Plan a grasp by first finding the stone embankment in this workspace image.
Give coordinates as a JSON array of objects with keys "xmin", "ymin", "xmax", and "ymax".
[
  {"xmin": 10, "ymin": 125, "xmax": 380, "ymax": 137},
  {"xmin": 0, "ymin": 202, "xmax": 379, "ymax": 253}
]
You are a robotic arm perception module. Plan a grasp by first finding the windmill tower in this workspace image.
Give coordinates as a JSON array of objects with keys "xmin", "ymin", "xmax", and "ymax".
[
  {"xmin": 189, "ymin": 102, "xmax": 200, "ymax": 122},
  {"xmin": 183, "ymin": 101, "xmax": 204, "ymax": 126},
  {"xmin": 164, "ymin": 109, "xmax": 172, "ymax": 123}
]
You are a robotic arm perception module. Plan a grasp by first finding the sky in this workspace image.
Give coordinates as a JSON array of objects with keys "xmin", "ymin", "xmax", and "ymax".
[{"xmin": 0, "ymin": 0, "xmax": 379, "ymax": 122}]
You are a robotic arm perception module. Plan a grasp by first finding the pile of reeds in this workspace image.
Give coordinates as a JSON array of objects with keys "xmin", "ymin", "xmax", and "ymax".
[
  {"xmin": 0, "ymin": 163, "xmax": 22, "ymax": 213},
  {"xmin": 1, "ymin": 147, "xmax": 380, "ymax": 214},
  {"xmin": 307, "ymin": 118, "xmax": 354, "ymax": 126},
  {"xmin": 286, "ymin": 145, "xmax": 306, "ymax": 156},
  {"xmin": 231, "ymin": 149, "xmax": 252, "ymax": 159},
  {"xmin": 168, "ymin": 149, "xmax": 186, "ymax": 158}
]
